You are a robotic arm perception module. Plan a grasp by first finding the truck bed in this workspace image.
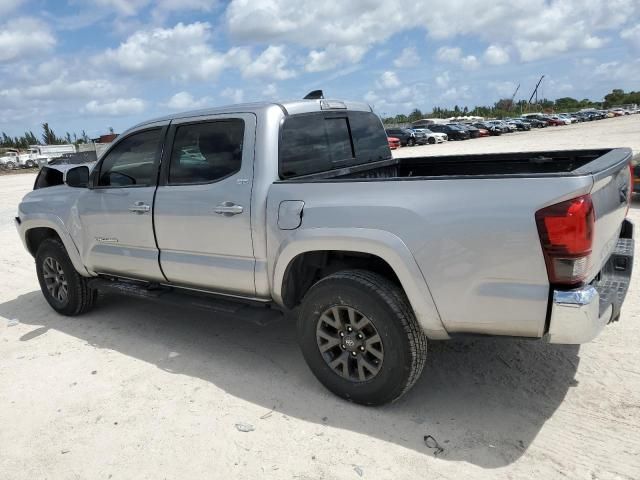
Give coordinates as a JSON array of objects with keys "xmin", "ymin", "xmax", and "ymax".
[
  {"xmin": 281, "ymin": 149, "xmax": 621, "ymax": 181},
  {"xmin": 269, "ymin": 147, "xmax": 632, "ymax": 338}
]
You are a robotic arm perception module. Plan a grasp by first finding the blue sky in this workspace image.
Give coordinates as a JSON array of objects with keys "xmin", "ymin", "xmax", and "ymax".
[{"xmin": 1, "ymin": 0, "xmax": 639, "ymax": 138}]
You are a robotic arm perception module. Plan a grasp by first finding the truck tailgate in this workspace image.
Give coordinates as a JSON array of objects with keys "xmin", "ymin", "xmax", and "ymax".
[{"xmin": 581, "ymin": 148, "xmax": 633, "ymax": 282}]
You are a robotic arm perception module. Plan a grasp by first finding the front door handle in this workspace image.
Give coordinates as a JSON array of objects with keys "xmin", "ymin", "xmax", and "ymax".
[
  {"xmin": 214, "ymin": 202, "xmax": 244, "ymax": 216},
  {"xmin": 129, "ymin": 201, "xmax": 150, "ymax": 214}
]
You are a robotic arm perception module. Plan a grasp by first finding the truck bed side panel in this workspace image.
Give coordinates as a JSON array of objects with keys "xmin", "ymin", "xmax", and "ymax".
[{"xmin": 267, "ymin": 175, "xmax": 593, "ymax": 337}]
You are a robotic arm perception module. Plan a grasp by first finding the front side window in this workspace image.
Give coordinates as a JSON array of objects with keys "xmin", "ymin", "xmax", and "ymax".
[
  {"xmin": 97, "ymin": 129, "xmax": 162, "ymax": 187},
  {"xmin": 168, "ymin": 120, "xmax": 244, "ymax": 184}
]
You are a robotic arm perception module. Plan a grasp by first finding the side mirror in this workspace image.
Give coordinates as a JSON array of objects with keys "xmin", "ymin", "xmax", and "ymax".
[{"xmin": 64, "ymin": 166, "xmax": 90, "ymax": 188}]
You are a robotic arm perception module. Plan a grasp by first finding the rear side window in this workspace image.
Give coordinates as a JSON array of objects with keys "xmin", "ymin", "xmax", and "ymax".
[
  {"xmin": 279, "ymin": 111, "xmax": 390, "ymax": 178},
  {"xmin": 168, "ymin": 119, "xmax": 244, "ymax": 184}
]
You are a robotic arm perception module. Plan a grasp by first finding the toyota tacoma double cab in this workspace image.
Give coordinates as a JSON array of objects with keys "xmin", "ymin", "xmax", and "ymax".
[{"xmin": 16, "ymin": 94, "xmax": 635, "ymax": 405}]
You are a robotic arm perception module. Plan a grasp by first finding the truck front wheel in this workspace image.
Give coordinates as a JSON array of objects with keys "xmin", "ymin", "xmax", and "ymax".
[
  {"xmin": 297, "ymin": 270, "xmax": 427, "ymax": 405},
  {"xmin": 35, "ymin": 239, "xmax": 97, "ymax": 316}
]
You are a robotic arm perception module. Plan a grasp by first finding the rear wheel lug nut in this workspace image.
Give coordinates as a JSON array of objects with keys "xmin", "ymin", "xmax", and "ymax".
[
  {"xmin": 359, "ymin": 346, "xmax": 365, "ymax": 352},
  {"xmin": 339, "ymin": 332, "xmax": 345, "ymax": 337},
  {"xmin": 351, "ymin": 351, "xmax": 357, "ymax": 356},
  {"xmin": 341, "ymin": 344, "xmax": 346, "ymax": 350},
  {"xmin": 347, "ymin": 326, "xmax": 352, "ymax": 332}
]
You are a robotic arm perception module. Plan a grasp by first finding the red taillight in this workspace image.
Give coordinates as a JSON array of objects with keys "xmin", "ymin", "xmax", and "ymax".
[{"xmin": 535, "ymin": 195, "xmax": 595, "ymax": 286}]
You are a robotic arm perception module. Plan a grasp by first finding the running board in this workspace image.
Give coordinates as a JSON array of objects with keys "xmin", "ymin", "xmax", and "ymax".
[{"xmin": 87, "ymin": 278, "xmax": 283, "ymax": 326}]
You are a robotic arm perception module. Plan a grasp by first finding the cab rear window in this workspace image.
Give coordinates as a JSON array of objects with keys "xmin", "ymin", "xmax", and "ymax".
[{"xmin": 279, "ymin": 111, "xmax": 391, "ymax": 179}]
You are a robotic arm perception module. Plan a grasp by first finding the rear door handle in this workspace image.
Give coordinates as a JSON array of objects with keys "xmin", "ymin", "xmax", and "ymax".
[
  {"xmin": 129, "ymin": 201, "xmax": 150, "ymax": 214},
  {"xmin": 214, "ymin": 202, "xmax": 244, "ymax": 216}
]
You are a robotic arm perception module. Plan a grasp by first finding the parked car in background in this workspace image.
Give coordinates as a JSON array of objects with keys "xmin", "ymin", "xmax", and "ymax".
[
  {"xmin": 385, "ymin": 128, "xmax": 421, "ymax": 146},
  {"xmin": 387, "ymin": 137, "xmax": 401, "ymax": 150},
  {"xmin": 519, "ymin": 118, "xmax": 546, "ymax": 128},
  {"xmin": 544, "ymin": 116, "xmax": 566, "ymax": 126},
  {"xmin": 409, "ymin": 130, "xmax": 434, "ymax": 145},
  {"xmin": 411, "ymin": 128, "xmax": 448, "ymax": 144},
  {"xmin": 473, "ymin": 122, "xmax": 502, "ymax": 135},
  {"xmin": 506, "ymin": 119, "xmax": 531, "ymax": 131},
  {"xmin": 558, "ymin": 113, "xmax": 580, "ymax": 123},
  {"xmin": 448, "ymin": 123, "xmax": 481, "ymax": 139},
  {"xmin": 485, "ymin": 120, "xmax": 511, "ymax": 133},
  {"xmin": 428, "ymin": 123, "xmax": 470, "ymax": 140}
]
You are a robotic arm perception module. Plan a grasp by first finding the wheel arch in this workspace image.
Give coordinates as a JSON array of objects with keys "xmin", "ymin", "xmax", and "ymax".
[
  {"xmin": 20, "ymin": 217, "xmax": 90, "ymax": 276},
  {"xmin": 272, "ymin": 228, "xmax": 448, "ymax": 339}
]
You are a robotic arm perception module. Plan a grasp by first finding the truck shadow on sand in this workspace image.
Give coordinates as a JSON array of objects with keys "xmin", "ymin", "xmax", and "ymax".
[{"xmin": 0, "ymin": 291, "xmax": 580, "ymax": 468}]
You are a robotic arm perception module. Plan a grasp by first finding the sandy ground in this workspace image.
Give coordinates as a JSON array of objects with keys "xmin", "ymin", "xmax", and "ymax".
[{"xmin": 1, "ymin": 115, "xmax": 640, "ymax": 480}]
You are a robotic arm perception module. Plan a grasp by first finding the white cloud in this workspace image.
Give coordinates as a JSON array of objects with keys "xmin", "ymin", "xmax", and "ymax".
[
  {"xmin": 377, "ymin": 71, "xmax": 401, "ymax": 89},
  {"xmin": 0, "ymin": 18, "xmax": 56, "ymax": 63},
  {"xmin": 305, "ymin": 45, "xmax": 366, "ymax": 72},
  {"xmin": 436, "ymin": 46, "xmax": 480, "ymax": 69},
  {"xmin": 242, "ymin": 45, "xmax": 295, "ymax": 80},
  {"xmin": 17, "ymin": 74, "xmax": 120, "ymax": 101},
  {"xmin": 484, "ymin": 45, "xmax": 509, "ymax": 65},
  {"xmin": 263, "ymin": 83, "xmax": 278, "ymax": 98},
  {"xmin": 621, "ymin": 24, "xmax": 640, "ymax": 50},
  {"xmin": 91, "ymin": 0, "xmax": 149, "ymax": 16},
  {"xmin": 85, "ymin": 98, "xmax": 145, "ymax": 116},
  {"xmin": 440, "ymin": 85, "xmax": 471, "ymax": 103},
  {"xmin": 0, "ymin": 0, "xmax": 24, "ymax": 16},
  {"xmin": 394, "ymin": 46, "xmax": 419, "ymax": 68},
  {"xmin": 460, "ymin": 55, "xmax": 480, "ymax": 70},
  {"xmin": 156, "ymin": 0, "xmax": 216, "ymax": 13},
  {"xmin": 221, "ymin": 87, "xmax": 244, "ymax": 103},
  {"xmin": 435, "ymin": 71, "xmax": 450, "ymax": 88},
  {"xmin": 436, "ymin": 46, "xmax": 462, "ymax": 62},
  {"xmin": 594, "ymin": 59, "xmax": 640, "ymax": 82},
  {"xmin": 226, "ymin": 0, "xmax": 638, "ymax": 65},
  {"xmin": 489, "ymin": 81, "xmax": 517, "ymax": 97},
  {"xmin": 99, "ymin": 22, "xmax": 227, "ymax": 80},
  {"xmin": 166, "ymin": 91, "xmax": 211, "ymax": 110}
]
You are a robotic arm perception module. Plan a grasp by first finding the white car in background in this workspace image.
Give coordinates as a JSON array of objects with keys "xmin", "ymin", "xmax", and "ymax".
[
  {"xmin": 557, "ymin": 113, "xmax": 577, "ymax": 124},
  {"xmin": 550, "ymin": 115, "xmax": 571, "ymax": 125},
  {"xmin": 411, "ymin": 128, "xmax": 448, "ymax": 144}
]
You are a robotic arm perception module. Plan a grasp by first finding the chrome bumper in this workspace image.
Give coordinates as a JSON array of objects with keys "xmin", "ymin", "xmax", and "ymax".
[
  {"xmin": 546, "ymin": 219, "xmax": 634, "ymax": 344},
  {"xmin": 546, "ymin": 286, "xmax": 611, "ymax": 344}
]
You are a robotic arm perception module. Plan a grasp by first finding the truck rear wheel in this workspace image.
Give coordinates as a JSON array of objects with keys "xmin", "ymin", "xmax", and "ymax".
[
  {"xmin": 35, "ymin": 239, "xmax": 96, "ymax": 316},
  {"xmin": 5, "ymin": 161, "xmax": 16, "ymax": 170},
  {"xmin": 297, "ymin": 270, "xmax": 427, "ymax": 405}
]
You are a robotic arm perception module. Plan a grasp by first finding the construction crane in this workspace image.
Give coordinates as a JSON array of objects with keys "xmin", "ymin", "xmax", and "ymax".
[
  {"xmin": 528, "ymin": 75, "xmax": 545, "ymax": 105},
  {"xmin": 508, "ymin": 83, "xmax": 520, "ymax": 111}
]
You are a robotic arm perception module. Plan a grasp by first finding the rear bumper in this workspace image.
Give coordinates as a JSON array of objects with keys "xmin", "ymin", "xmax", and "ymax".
[{"xmin": 546, "ymin": 219, "xmax": 634, "ymax": 344}]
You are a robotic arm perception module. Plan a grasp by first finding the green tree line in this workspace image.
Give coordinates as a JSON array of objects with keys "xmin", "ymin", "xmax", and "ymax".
[
  {"xmin": 1, "ymin": 123, "xmax": 90, "ymax": 149},
  {"xmin": 381, "ymin": 88, "xmax": 638, "ymax": 125}
]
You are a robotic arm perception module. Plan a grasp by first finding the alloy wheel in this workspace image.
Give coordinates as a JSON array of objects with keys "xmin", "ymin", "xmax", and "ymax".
[
  {"xmin": 316, "ymin": 306, "xmax": 384, "ymax": 382},
  {"xmin": 42, "ymin": 257, "xmax": 69, "ymax": 303}
]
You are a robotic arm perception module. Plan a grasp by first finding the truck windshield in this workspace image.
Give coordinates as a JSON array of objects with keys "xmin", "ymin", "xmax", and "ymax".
[{"xmin": 279, "ymin": 111, "xmax": 391, "ymax": 179}]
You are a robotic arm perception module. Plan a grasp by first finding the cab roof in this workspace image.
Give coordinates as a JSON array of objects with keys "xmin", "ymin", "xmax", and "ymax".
[{"xmin": 130, "ymin": 98, "xmax": 372, "ymax": 132}]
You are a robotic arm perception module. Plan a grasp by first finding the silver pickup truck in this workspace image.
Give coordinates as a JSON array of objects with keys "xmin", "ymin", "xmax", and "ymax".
[{"xmin": 15, "ymin": 96, "xmax": 635, "ymax": 405}]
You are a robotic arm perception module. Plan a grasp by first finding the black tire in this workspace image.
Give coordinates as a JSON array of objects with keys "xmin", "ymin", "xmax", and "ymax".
[
  {"xmin": 5, "ymin": 161, "xmax": 16, "ymax": 170},
  {"xmin": 407, "ymin": 138, "xmax": 416, "ymax": 147},
  {"xmin": 35, "ymin": 238, "xmax": 97, "ymax": 316},
  {"xmin": 297, "ymin": 270, "xmax": 427, "ymax": 406},
  {"xmin": 25, "ymin": 160, "xmax": 35, "ymax": 168},
  {"xmin": 428, "ymin": 137, "xmax": 436, "ymax": 145}
]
